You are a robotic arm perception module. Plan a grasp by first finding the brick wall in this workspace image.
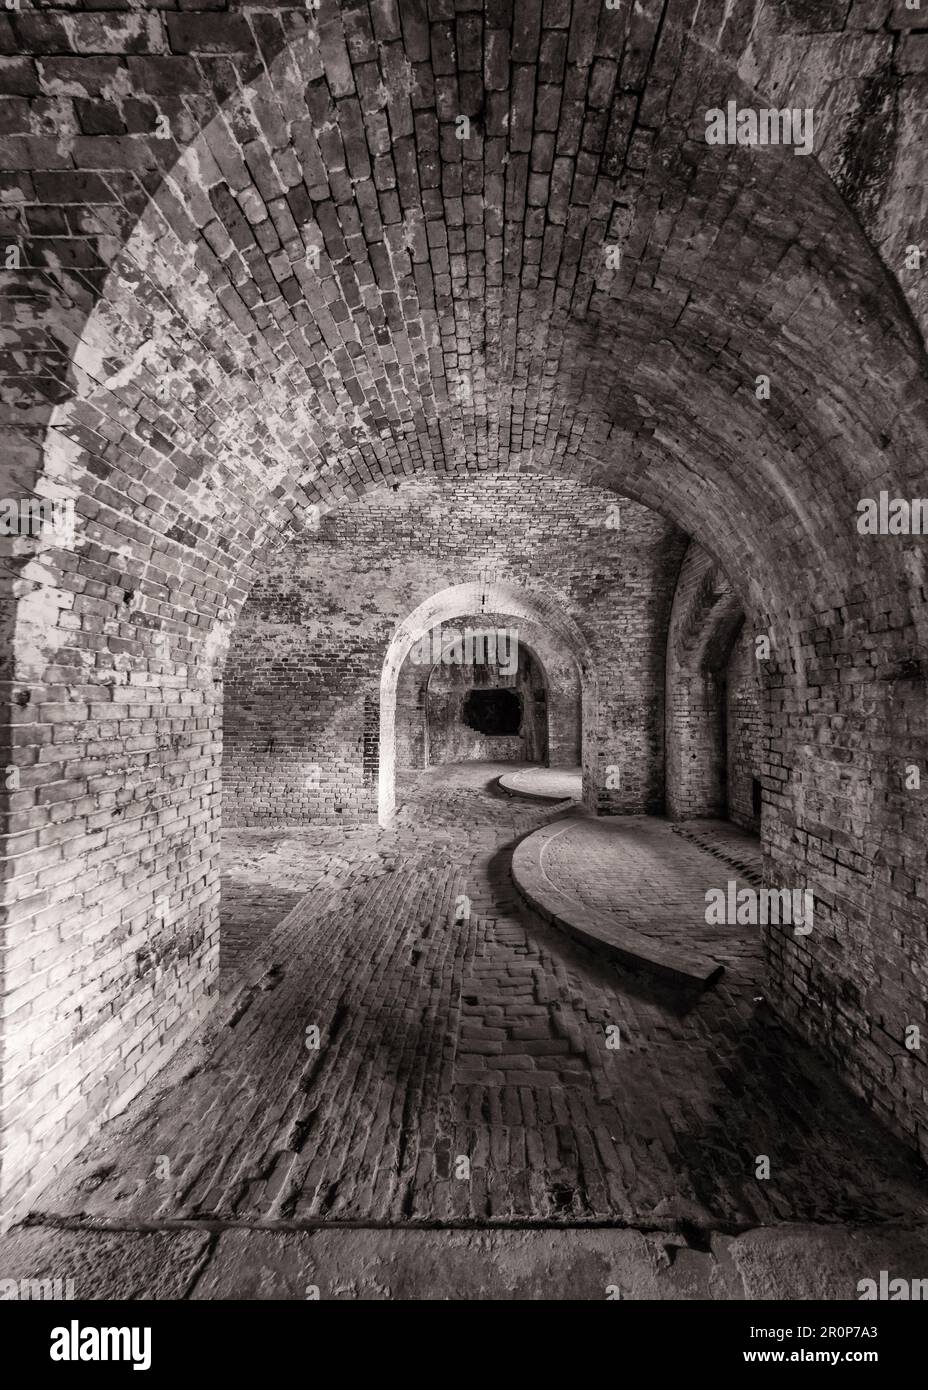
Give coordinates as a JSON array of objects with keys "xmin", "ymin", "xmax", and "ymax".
[
  {"xmin": 394, "ymin": 614, "xmax": 581, "ymax": 773},
  {"xmin": 424, "ymin": 635, "xmax": 546, "ymax": 765},
  {"xmin": 666, "ymin": 542, "xmax": 752, "ymax": 822},
  {"xmin": 726, "ymin": 625, "xmax": 763, "ymax": 834},
  {"xmin": 223, "ymin": 476, "xmax": 682, "ymax": 826},
  {"xmin": 2, "ymin": 0, "xmax": 927, "ymax": 1225},
  {"xmin": 762, "ymin": 629, "xmax": 928, "ymax": 1160},
  {"xmin": 1, "ymin": 626, "xmax": 225, "ymax": 1227}
]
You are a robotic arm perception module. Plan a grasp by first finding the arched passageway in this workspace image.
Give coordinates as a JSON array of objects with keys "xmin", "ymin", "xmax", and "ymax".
[
  {"xmin": 1, "ymin": 0, "xmax": 926, "ymax": 1302},
  {"xmin": 665, "ymin": 541, "xmax": 762, "ymax": 830},
  {"xmin": 378, "ymin": 576, "xmax": 598, "ymax": 823}
]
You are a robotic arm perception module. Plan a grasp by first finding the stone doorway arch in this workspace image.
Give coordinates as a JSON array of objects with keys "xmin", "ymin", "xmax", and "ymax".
[{"xmin": 378, "ymin": 577, "xmax": 597, "ymax": 826}]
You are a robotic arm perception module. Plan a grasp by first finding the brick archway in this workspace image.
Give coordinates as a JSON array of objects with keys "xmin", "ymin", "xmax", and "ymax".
[
  {"xmin": 2, "ymin": 3, "xmax": 928, "ymax": 1224},
  {"xmin": 378, "ymin": 577, "xmax": 597, "ymax": 825},
  {"xmin": 404, "ymin": 621, "xmax": 581, "ymax": 774},
  {"xmin": 665, "ymin": 541, "xmax": 751, "ymax": 822}
]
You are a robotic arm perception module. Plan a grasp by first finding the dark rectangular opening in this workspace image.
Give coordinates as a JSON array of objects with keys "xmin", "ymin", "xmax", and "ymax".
[{"xmin": 462, "ymin": 687, "xmax": 522, "ymax": 736}]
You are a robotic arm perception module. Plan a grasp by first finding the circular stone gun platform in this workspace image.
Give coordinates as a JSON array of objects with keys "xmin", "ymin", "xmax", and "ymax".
[
  {"xmin": 512, "ymin": 816, "xmax": 733, "ymax": 990},
  {"xmin": 497, "ymin": 766, "xmax": 582, "ymax": 801}
]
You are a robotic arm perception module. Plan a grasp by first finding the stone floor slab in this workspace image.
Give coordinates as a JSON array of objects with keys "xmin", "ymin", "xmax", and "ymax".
[
  {"xmin": 9, "ymin": 766, "xmax": 928, "ymax": 1293},
  {"xmin": 498, "ymin": 766, "xmax": 583, "ymax": 801}
]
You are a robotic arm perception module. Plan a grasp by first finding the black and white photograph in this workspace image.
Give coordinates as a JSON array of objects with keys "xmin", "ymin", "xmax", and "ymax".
[{"xmin": 0, "ymin": 0, "xmax": 926, "ymax": 1360}]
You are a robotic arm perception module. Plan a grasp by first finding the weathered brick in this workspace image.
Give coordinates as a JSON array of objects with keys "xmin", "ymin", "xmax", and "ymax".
[{"xmin": 1, "ymin": 0, "xmax": 927, "ymax": 1246}]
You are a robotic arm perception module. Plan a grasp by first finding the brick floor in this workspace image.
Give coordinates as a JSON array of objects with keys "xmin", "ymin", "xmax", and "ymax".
[{"xmin": 23, "ymin": 766, "xmax": 928, "ymax": 1236}]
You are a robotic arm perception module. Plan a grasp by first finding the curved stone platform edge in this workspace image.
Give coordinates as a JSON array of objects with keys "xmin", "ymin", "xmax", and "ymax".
[
  {"xmin": 511, "ymin": 820, "xmax": 724, "ymax": 991},
  {"xmin": 496, "ymin": 773, "xmax": 581, "ymax": 802}
]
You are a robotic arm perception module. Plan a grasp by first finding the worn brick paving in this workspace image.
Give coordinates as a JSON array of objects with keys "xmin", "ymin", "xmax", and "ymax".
[
  {"xmin": 26, "ymin": 766, "xmax": 928, "ymax": 1232},
  {"xmin": 498, "ymin": 765, "xmax": 583, "ymax": 800},
  {"xmin": 219, "ymin": 827, "xmax": 394, "ymax": 987}
]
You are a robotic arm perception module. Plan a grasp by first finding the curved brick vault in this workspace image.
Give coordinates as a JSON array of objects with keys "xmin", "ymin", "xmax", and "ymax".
[
  {"xmin": 379, "ymin": 575, "xmax": 596, "ymax": 822},
  {"xmin": 1, "ymin": 1, "xmax": 927, "ymax": 1223}
]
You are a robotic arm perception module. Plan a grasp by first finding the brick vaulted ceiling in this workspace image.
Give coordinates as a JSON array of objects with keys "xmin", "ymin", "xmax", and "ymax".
[
  {"xmin": 3, "ymin": 0, "xmax": 928, "ymax": 1225},
  {"xmin": 1, "ymin": 0, "xmax": 928, "ymax": 664}
]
